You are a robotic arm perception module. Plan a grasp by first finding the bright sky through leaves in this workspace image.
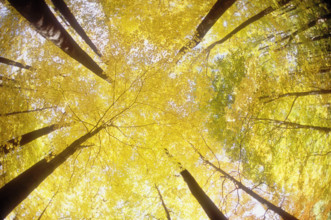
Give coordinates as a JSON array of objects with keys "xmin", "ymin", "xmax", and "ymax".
[{"xmin": 0, "ymin": 0, "xmax": 330, "ymax": 219}]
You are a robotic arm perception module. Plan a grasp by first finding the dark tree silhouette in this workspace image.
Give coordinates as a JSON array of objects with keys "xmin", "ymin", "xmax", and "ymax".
[
  {"xmin": 1, "ymin": 123, "xmax": 67, "ymax": 155},
  {"xmin": 181, "ymin": 169, "xmax": 227, "ymax": 220},
  {"xmin": 204, "ymin": 0, "xmax": 292, "ymax": 53},
  {"xmin": 0, "ymin": 125, "xmax": 104, "ymax": 219},
  {"xmin": 0, "ymin": 56, "xmax": 31, "ymax": 69},
  {"xmin": 8, "ymin": 0, "xmax": 112, "ymax": 83},
  {"xmin": 50, "ymin": 0, "xmax": 102, "ymax": 56},
  {"xmin": 199, "ymin": 155, "xmax": 298, "ymax": 220},
  {"xmin": 1, "ymin": 106, "xmax": 54, "ymax": 116},
  {"xmin": 155, "ymin": 185, "xmax": 171, "ymax": 220},
  {"xmin": 253, "ymin": 118, "xmax": 331, "ymax": 133},
  {"xmin": 177, "ymin": 0, "xmax": 236, "ymax": 56},
  {"xmin": 259, "ymin": 89, "xmax": 331, "ymax": 103}
]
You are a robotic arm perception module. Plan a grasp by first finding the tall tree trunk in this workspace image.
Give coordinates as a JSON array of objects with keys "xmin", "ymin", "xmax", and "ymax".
[
  {"xmin": 1, "ymin": 123, "xmax": 67, "ymax": 155},
  {"xmin": 254, "ymin": 118, "xmax": 331, "ymax": 133},
  {"xmin": 8, "ymin": 0, "xmax": 112, "ymax": 83},
  {"xmin": 0, "ymin": 56, "xmax": 31, "ymax": 69},
  {"xmin": 201, "ymin": 158, "xmax": 298, "ymax": 220},
  {"xmin": 259, "ymin": 89, "xmax": 331, "ymax": 103},
  {"xmin": 50, "ymin": 0, "xmax": 102, "ymax": 57},
  {"xmin": 1, "ymin": 106, "xmax": 54, "ymax": 116},
  {"xmin": 155, "ymin": 185, "xmax": 171, "ymax": 220},
  {"xmin": 204, "ymin": 0, "xmax": 291, "ymax": 53},
  {"xmin": 177, "ymin": 0, "xmax": 236, "ymax": 56},
  {"xmin": 0, "ymin": 125, "xmax": 104, "ymax": 219},
  {"xmin": 180, "ymin": 169, "xmax": 227, "ymax": 220}
]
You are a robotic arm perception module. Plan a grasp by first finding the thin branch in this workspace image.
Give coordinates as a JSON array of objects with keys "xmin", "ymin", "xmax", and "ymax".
[
  {"xmin": 1, "ymin": 106, "xmax": 55, "ymax": 117},
  {"xmin": 155, "ymin": 185, "xmax": 171, "ymax": 220},
  {"xmin": 37, "ymin": 189, "xmax": 59, "ymax": 220}
]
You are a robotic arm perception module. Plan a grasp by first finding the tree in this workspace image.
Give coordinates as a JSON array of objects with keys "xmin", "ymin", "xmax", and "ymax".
[
  {"xmin": 0, "ymin": 56, "xmax": 31, "ymax": 69},
  {"xmin": 196, "ymin": 151, "xmax": 298, "ymax": 220},
  {"xmin": 7, "ymin": 0, "xmax": 111, "ymax": 83},
  {"xmin": 259, "ymin": 89, "xmax": 331, "ymax": 103},
  {"xmin": 0, "ymin": 125, "xmax": 104, "ymax": 219},
  {"xmin": 155, "ymin": 185, "xmax": 172, "ymax": 220},
  {"xmin": 204, "ymin": 0, "xmax": 292, "ymax": 54},
  {"xmin": 181, "ymin": 169, "xmax": 228, "ymax": 220},
  {"xmin": 177, "ymin": 0, "xmax": 236, "ymax": 56},
  {"xmin": 1, "ymin": 0, "xmax": 330, "ymax": 219},
  {"xmin": 1, "ymin": 123, "xmax": 68, "ymax": 155},
  {"xmin": 50, "ymin": 0, "xmax": 102, "ymax": 57},
  {"xmin": 1, "ymin": 106, "xmax": 54, "ymax": 116}
]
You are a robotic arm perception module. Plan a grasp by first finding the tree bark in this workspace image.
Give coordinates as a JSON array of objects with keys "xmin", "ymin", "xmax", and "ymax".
[
  {"xmin": 1, "ymin": 106, "xmax": 54, "ymax": 116},
  {"xmin": 1, "ymin": 123, "xmax": 67, "ymax": 155},
  {"xmin": 0, "ymin": 125, "xmax": 104, "ymax": 219},
  {"xmin": 155, "ymin": 185, "xmax": 171, "ymax": 220},
  {"xmin": 0, "ymin": 56, "xmax": 31, "ymax": 69},
  {"xmin": 8, "ymin": 0, "xmax": 112, "ymax": 83},
  {"xmin": 254, "ymin": 118, "xmax": 331, "ymax": 133},
  {"xmin": 202, "ymin": 159, "xmax": 298, "ymax": 220},
  {"xmin": 204, "ymin": 0, "xmax": 291, "ymax": 53},
  {"xmin": 180, "ymin": 169, "xmax": 227, "ymax": 220},
  {"xmin": 259, "ymin": 89, "xmax": 331, "ymax": 103},
  {"xmin": 178, "ymin": 0, "xmax": 236, "ymax": 56},
  {"xmin": 50, "ymin": 0, "xmax": 102, "ymax": 57}
]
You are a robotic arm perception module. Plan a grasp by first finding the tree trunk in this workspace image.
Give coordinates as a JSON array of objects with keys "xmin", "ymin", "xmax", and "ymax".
[
  {"xmin": 203, "ymin": 159, "xmax": 298, "ymax": 220},
  {"xmin": 1, "ymin": 123, "xmax": 67, "ymax": 155},
  {"xmin": 1, "ymin": 106, "xmax": 54, "ymax": 116},
  {"xmin": 0, "ymin": 125, "xmax": 104, "ymax": 219},
  {"xmin": 50, "ymin": 0, "xmax": 102, "ymax": 57},
  {"xmin": 180, "ymin": 169, "xmax": 227, "ymax": 220},
  {"xmin": 0, "ymin": 56, "xmax": 31, "ymax": 69},
  {"xmin": 178, "ymin": 0, "xmax": 236, "ymax": 56},
  {"xmin": 8, "ymin": 0, "xmax": 112, "ymax": 83},
  {"xmin": 155, "ymin": 185, "xmax": 171, "ymax": 220},
  {"xmin": 259, "ymin": 89, "xmax": 331, "ymax": 103},
  {"xmin": 205, "ymin": 0, "xmax": 291, "ymax": 53},
  {"xmin": 254, "ymin": 118, "xmax": 331, "ymax": 133}
]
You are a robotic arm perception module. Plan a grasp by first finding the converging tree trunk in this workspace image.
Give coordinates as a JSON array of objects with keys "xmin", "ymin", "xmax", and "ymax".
[
  {"xmin": 0, "ymin": 56, "xmax": 31, "ymax": 69},
  {"xmin": 201, "ymin": 157, "xmax": 298, "ymax": 220},
  {"xmin": 259, "ymin": 89, "xmax": 331, "ymax": 103},
  {"xmin": 50, "ymin": 0, "xmax": 102, "ymax": 57},
  {"xmin": 177, "ymin": 0, "xmax": 236, "ymax": 56},
  {"xmin": 254, "ymin": 118, "xmax": 331, "ymax": 133},
  {"xmin": 204, "ymin": 0, "xmax": 291, "ymax": 53},
  {"xmin": 1, "ymin": 123, "xmax": 67, "ymax": 155},
  {"xmin": 0, "ymin": 125, "xmax": 104, "ymax": 219},
  {"xmin": 259, "ymin": 12, "xmax": 331, "ymax": 51},
  {"xmin": 8, "ymin": 0, "xmax": 112, "ymax": 83},
  {"xmin": 1, "ymin": 106, "xmax": 54, "ymax": 117},
  {"xmin": 155, "ymin": 185, "xmax": 171, "ymax": 220},
  {"xmin": 180, "ymin": 169, "xmax": 227, "ymax": 220}
]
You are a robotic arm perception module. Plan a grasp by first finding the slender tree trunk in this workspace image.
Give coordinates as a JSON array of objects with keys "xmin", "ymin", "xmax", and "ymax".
[
  {"xmin": 259, "ymin": 12, "xmax": 331, "ymax": 51},
  {"xmin": 180, "ymin": 169, "xmax": 227, "ymax": 220},
  {"xmin": 0, "ymin": 125, "xmax": 104, "ymax": 219},
  {"xmin": 50, "ymin": 0, "xmax": 102, "ymax": 57},
  {"xmin": 254, "ymin": 118, "xmax": 331, "ymax": 133},
  {"xmin": 274, "ymin": 12, "xmax": 331, "ymax": 50},
  {"xmin": 155, "ymin": 185, "xmax": 171, "ymax": 220},
  {"xmin": 1, "ymin": 123, "xmax": 67, "ymax": 155},
  {"xmin": 178, "ymin": 0, "xmax": 236, "ymax": 56},
  {"xmin": 202, "ymin": 158, "xmax": 298, "ymax": 220},
  {"xmin": 0, "ymin": 56, "xmax": 31, "ymax": 69},
  {"xmin": 1, "ymin": 106, "xmax": 54, "ymax": 116},
  {"xmin": 259, "ymin": 89, "xmax": 331, "ymax": 103},
  {"xmin": 204, "ymin": 0, "xmax": 291, "ymax": 53},
  {"xmin": 8, "ymin": 0, "xmax": 112, "ymax": 83}
]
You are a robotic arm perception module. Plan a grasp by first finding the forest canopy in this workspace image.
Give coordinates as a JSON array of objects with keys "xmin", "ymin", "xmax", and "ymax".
[{"xmin": 0, "ymin": 0, "xmax": 330, "ymax": 219}]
